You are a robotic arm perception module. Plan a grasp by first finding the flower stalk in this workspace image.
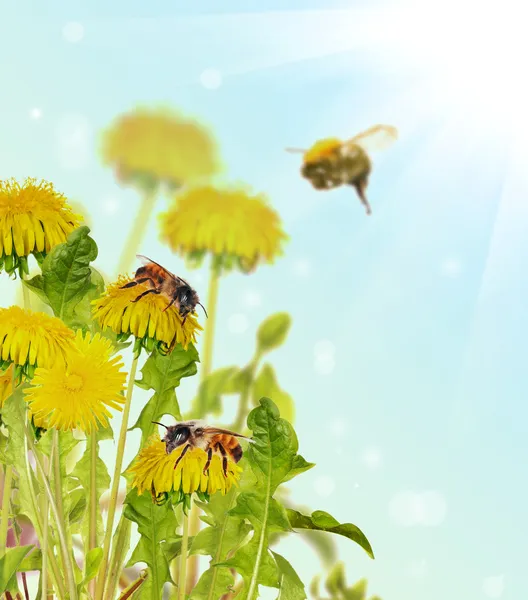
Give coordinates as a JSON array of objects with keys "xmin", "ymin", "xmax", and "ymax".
[
  {"xmin": 200, "ymin": 262, "xmax": 221, "ymax": 380},
  {"xmin": 0, "ymin": 465, "xmax": 14, "ymax": 556},
  {"xmin": 95, "ymin": 355, "xmax": 139, "ymax": 600},
  {"xmin": 178, "ymin": 509, "xmax": 190, "ymax": 600}
]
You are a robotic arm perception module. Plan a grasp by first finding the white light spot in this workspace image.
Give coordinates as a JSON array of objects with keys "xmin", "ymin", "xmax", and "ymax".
[
  {"xmin": 29, "ymin": 108, "xmax": 42, "ymax": 120},
  {"xmin": 62, "ymin": 22, "xmax": 84, "ymax": 43},
  {"xmin": 483, "ymin": 575, "xmax": 505, "ymax": 599},
  {"xmin": 243, "ymin": 290, "xmax": 262, "ymax": 308},
  {"xmin": 389, "ymin": 490, "xmax": 447, "ymax": 527},
  {"xmin": 101, "ymin": 196, "xmax": 120, "ymax": 215},
  {"xmin": 335, "ymin": 446, "xmax": 343, "ymax": 456},
  {"xmin": 200, "ymin": 68, "xmax": 223, "ymax": 90},
  {"xmin": 328, "ymin": 418, "xmax": 347, "ymax": 438},
  {"xmin": 57, "ymin": 114, "xmax": 92, "ymax": 170},
  {"xmin": 228, "ymin": 313, "xmax": 248, "ymax": 334},
  {"xmin": 314, "ymin": 475, "xmax": 335, "ymax": 498},
  {"xmin": 441, "ymin": 257, "xmax": 462, "ymax": 277},
  {"xmin": 361, "ymin": 446, "xmax": 383, "ymax": 469},
  {"xmin": 293, "ymin": 259, "xmax": 311, "ymax": 278},
  {"xmin": 314, "ymin": 339, "xmax": 335, "ymax": 358},
  {"xmin": 353, "ymin": 482, "xmax": 360, "ymax": 489},
  {"xmin": 314, "ymin": 354, "xmax": 335, "ymax": 375},
  {"xmin": 407, "ymin": 558, "xmax": 428, "ymax": 579}
]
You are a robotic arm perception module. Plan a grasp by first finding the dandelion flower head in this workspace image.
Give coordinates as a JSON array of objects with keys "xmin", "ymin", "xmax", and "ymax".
[
  {"xmin": 92, "ymin": 275, "xmax": 202, "ymax": 356},
  {"xmin": 0, "ymin": 306, "xmax": 76, "ymax": 379},
  {"xmin": 0, "ymin": 178, "xmax": 82, "ymax": 277},
  {"xmin": 102, "ymin": 108, "xmax": 220, "ymax": 191},
  {"xmin": 160, "ymin": 185, "xmax": 288, "ymax": 274},
  {"xmin": 24, "ymin": 331, "xmax": 127, "ymax": 433},
  {"xmin": 303, "ymin": 138, "xmax": 342, "ymax": 164},
  {"xmin": 129, "ymin": 434, "xmax": 241, "ymax": 505}
]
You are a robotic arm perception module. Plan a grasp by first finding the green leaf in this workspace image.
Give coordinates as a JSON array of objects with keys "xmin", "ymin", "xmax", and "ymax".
[
  {"xmin": 124, "ymin": 490, "xmax": 178, "ymax": 598},
  {"xmin": 26, "ymin": 225, "xmax": 98, "ymax": 327},
  {"xmin": 253, "ymin": 364, "xmax": 295, "ymax": 424},
  {"xmin": 71, "ymin": 266, "xmax": 106, "ymax": 330},
  {"xmin": 189, "ymin": 366, "xmax": 244, "ymax": 418},
  {"xmin": 273, "ymin": 552, "xmax": 307, "ymax": 600},
  {"xmin": 131, "ymin": 345, "xmax": 199, "ymax": 446},
  {"xmin": 286, "ymin": 510, "xmax": 374, "ymax": 559},
  {"xmin": 71, "ymin": 434, "xmax": 111, "ymax": 553},
  {"xmin": 256, "ymin": 313, "xmax": 292, "ymax": 354},
  {"xmin": 18, "ymin": 547, "xmax": 42, "ymax": 571},
  {"xmin": 78, "ymin": 547, "xmax": 103, "ymax": 590},
  {"xmin": 309, "ymin": 576, "xmax": 321, "ymax": 600},
  {"xmin": 344, "ymin": 577, "xmax": 368, "ymax": 600},
  {"xmin": 325, "ymin": 562, "xmax": 347, "ymax": 595},
  {"xmin": 21, "ymin": 274, "xmax": 52, "ymax": 309},
  {"xmin": 221, "ymin": 398, "xmax": 303, "ymax": 599},
  {"xmin": 282, "ymin": 455, "xmax": 315, "ymax": 484},
  {"xmin": 0, "ymin": 545, "xmax": 33, "ymax": 593},
  {"xmin": 189, "ymin": 488, "xmax": 251, "ymax": 600}
]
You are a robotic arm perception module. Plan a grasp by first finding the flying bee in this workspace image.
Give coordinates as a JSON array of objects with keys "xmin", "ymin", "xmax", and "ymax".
[
  {"xmin": 286, "ymin": 124, "xmax": 398, "ymax": 215},
  {"xmin": 120, "ymin": 255, "xmax": 208, "ymax": 325},
  {"xmin": 152, "ymin": 420, "xmax": 255, "ymax": 477}
]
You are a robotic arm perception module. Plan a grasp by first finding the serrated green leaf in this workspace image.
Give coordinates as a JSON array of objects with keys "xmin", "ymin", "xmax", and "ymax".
[
  {"xmin": 124, "ymin": 490, "xmax": 178, "ymax": 598},
  {"xmin": 0, "ymin": 545, "xmax": 33, "ymax": 593},
  {"xmin": 222, "ymin": 398, "xmax": 303, "ymax": 600},
  {"xmin": 71, "ymin": 434, "xmax": 111, "ymax": 553},
  {"xmin": 286, "ymin": 510, "xmax": 374, "ymax": 559},
  {"xmin": 131, "ymin": 345, "xmax": 199, "ymax": 446},
  {"xmin": 273, "ymin": 552, "xmax": 307, "ymax": 600},
  {"xmin": 253, "ymin": 364, "xmax": 295, "ymax": 424},
  {"xmin": 256, "ymin": 313, "xmax": 292, "ymax": 354},
  {"xmin": 26, "ymin": 225, "xmax": 98, "ymax": 327},
  {"xmin": 189, "ymin": 366, "xmax": 243, "ymax": 418},
  {"xmin": 189, "ymin": 488, "xmax": 251, "ymax": 600}
]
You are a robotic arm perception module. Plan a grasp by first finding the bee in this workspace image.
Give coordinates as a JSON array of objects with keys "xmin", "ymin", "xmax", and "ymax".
[
  {"xmin": 120, "ymin": 255, "xmax": 208, "ymax": 325},
  {"xmin": 152, "ymin": 420, "xmax": 255, "ymax": 477},
  {"xmin": 286, "ymin": 124, "xmax": 398, "ymax": 215}
]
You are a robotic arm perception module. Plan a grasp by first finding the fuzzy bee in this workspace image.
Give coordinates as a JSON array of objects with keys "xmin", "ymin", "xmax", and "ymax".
[
  {"xmin": 152, "ymin": 420, "xmax": 254, "ymax": 477},
  {"xmin": 121, "ymin": 255, "xmax": 207, "ymax": 325},
  {"xmin": 286, "ymin": 124, "xmax": 398, "ymax": 215}
]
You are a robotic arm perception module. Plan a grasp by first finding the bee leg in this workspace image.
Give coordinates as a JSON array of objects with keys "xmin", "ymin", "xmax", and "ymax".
[
  {"xmin": 353, "ymin": 179, "xmax": 372, "ymax": 215},
  {"xmin": 121, "ymin": 277, "xmax": 155, "ymax": 289},
  {"xmin": 203, "ymin": 447, "xmax": 213, "ymax": 475},
  {"xmin": 162, "ymin": 297, "xmax": 178, "ymax": 313},
  {"xmin": 215, "ymin": 443, "xmax": 229, "ymax": 478},
  {"xmin": 132, "ymin": 288, "xmax": 161, "ymax": 303},
  {"xmin": 173, "ymin": 443, "xmax": 191, "ymax": 470}
]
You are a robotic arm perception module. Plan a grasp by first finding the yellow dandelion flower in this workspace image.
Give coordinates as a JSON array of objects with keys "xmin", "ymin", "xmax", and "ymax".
[
  {"xmin": 102, "ymin": 108, "xmax": 220, "ymax": 191},
  {"xmin": 129, "ymin": 434, "xmax": 241, "ymax": 505},
  {"xmin": 92, "ymin": 275, "xmax": 202, "ymax": 356},
  {"xmin": 0, "ymin": 178, "xmax": 82, "ymax": 277},
  {"xmin": 0, "ymin": 364, "xmax": 14, "ymax": 409},
  {"xmin": 303, "ymin": 138, "xmax": 343, "ymax": 164},
  {"xmin": 160, "ymin": 185, "xmax": 288, "ymax": 274},
  {"xmin": 24, "ymin": 331, "xmax": 127, "ymax": 433},
  {"xmin": 0, "ymin": 306, "xmax": 76, "ymax": 380}
]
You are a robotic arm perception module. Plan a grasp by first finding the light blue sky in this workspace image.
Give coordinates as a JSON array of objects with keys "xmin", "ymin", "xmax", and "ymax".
[{"xmin": 1, "ymin": 1, "xmax": 527, "ymax": 599}]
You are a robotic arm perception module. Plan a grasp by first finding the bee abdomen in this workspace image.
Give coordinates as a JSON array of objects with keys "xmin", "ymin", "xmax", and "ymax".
[{"xmin": 231, "ymin": 444, "xmax": 243, "ymax": 463}]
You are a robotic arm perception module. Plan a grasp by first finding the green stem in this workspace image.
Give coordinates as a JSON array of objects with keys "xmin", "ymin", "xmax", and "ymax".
[
  {"xmin": 95, "ymin": 355, "xmax": 139, "ymax": 600},
  {"xmin": 178, "ymin": 510, "xmax": 189, "ymax": 600},
  {"xmin": 25, "ymin": 425, "xmax": 76, "ymax": 600},
  {"xmin": 105, "ymin": 516, "xmax": 131, "ymax": 599},
  {"xmin": 41, "ymin": 442, "xmax": 55, "ymax": 600},
  {"xmin": 117, "ymin": 189, "xmax": 158, "ymax": 276},
  {"xmin": 88, "ymin": 433, "xmax": 98, "ymax": 597},
  {"xmin": 21, "ymin": 280, "xmax": 31, "ymax": 311},
  {"xmin": 200, "ymin": 263, "xmax": 221, "ymax": 381},
  {"xmin": 0, "ymin": 465, "xmax": 14, "ymax": 556}
]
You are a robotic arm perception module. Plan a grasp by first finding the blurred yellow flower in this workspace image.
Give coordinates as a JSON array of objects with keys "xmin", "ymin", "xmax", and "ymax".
[
  {"xmin": 0, "ymin": 364, "xmax": 14, "ymax": 408},
  {"xmin": 129, "ymin": 434, "xmax": 241, "ymax": 502},
  {"xmin": 160, "ymin": 185, "xmax": 288, "ymax": 273},
  {"xmin": 0, "ymin": 178, "xmax": 82, "ymax": 277},
  {"xmin": 303, "ymin": 138, "xmax": 342, "ymax": 164},
  {"xmin": 92, "ymin": 275, "xmax": 202, "ymax": 356},
  {"xmin": 0, "ymin": 306, "xmax": 76, "ymax": 379},
  {"xmin": 102, "ymin": 108, "xmax": 220, "ymax": 191},
  {"xmin": 24, "ymin": 331, "xmax": 127, "ymax": 433}
]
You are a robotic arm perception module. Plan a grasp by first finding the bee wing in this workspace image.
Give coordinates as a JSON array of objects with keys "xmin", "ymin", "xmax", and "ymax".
[
  {"xmin": 203, "ymin": 426, "xmax": 256, "ymax": 444},
  {"xmin": 136, "ymin": 254, "xmax": 184, "ymax": 284},
  {"xmin": 345, "ymin": 125, "xmax": 398, "ymax": 153},
  {"xmin": 285, "ymin": 147, "xmax": 307, "ymax": 154}
]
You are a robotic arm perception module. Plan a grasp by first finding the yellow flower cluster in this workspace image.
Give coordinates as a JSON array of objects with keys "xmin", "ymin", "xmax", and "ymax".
[
  {"xmin": 160, "ymin": 185, "xmax": 288, "ymax": 274},
  {"xmin": 129, "ymin": 434, "xmax": 241, "ymax": 502},
  {"xmin": 0, "ymin": 178, "xmax": 81, "ymax": 277}
]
